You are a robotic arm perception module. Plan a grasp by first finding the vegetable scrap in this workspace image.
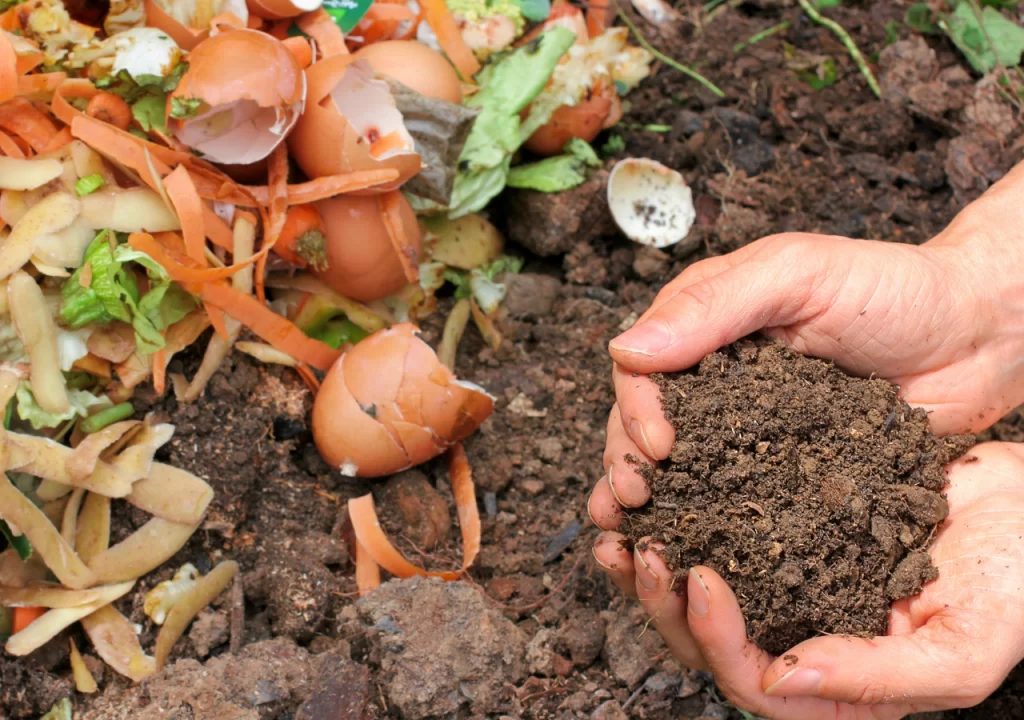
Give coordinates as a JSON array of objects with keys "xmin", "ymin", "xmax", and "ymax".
[{"xmin": 0, "ymin": 0, "xmax": 664, "ymax": 700}]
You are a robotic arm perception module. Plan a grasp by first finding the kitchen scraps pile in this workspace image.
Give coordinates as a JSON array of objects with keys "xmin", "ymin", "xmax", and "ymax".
[{"xmin": 0, "ymin": 0, "xmax": 657, "ymax": 695}]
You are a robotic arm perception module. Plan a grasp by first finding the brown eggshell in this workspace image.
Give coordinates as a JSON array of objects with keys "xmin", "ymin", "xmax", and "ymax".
[
  {"xmin": 353, "ymin": 41, "xmax": 462, "ymax": 104},
  {"xmin": 313, "ymin": 324, "xmax": 494, "ymax": 477},
  {"xmin": 171, "ymin": 29, "xmax": 305, "ymax": 109},
  {"xmin": 313, "ymin": 193, "xmax": 421, "ymax": 302},
  {"xmin": 287, "ymin": 56, "xmax": 420, "ymax": 192},
  {"xmin": 312, "ymin": 359, "xmax": 411, "ymax": 477},
  {"xmin": 524, "ymin": 91, "xmax": 614, "ymax": 157},
  {"xmin": 245, "ymin": 0, "xmax": 321, "ymax": 19}
]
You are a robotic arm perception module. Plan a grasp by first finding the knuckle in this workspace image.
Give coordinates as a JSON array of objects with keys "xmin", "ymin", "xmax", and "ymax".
[{"xmin": 849, "ymin": 680, "xmax": 892, "ymax": 705}]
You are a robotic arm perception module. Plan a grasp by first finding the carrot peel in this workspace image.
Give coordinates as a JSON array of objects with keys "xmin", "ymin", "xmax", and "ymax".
[{"xmin": 347, "ymin": 443, "xmax": 480, "ymax": 587}]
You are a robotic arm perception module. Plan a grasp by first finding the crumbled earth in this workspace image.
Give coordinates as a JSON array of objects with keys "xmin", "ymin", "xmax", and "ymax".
[
  {"xmin": 621, "ymin": 339, "xmax": 975, "ymax": 655},
  {"xmin": 6, "ymin": 2, "xmax": 1024, "ymax": 719}
]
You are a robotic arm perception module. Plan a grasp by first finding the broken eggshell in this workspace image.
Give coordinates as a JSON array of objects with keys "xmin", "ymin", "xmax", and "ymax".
[
  {"xmin": 313, "ymin": 323, "xmax": 494, "ymax": 477},
  {"xmin": 288, "ymin": 56, "xmax": 421, "ymax": 193},
  {"xmin": 169, "ymin": 29, "xmax": 305, "ymax": 166},
  {"xmin": 607, "ymin": 158, "xmax": 695, "ymax": 249}
]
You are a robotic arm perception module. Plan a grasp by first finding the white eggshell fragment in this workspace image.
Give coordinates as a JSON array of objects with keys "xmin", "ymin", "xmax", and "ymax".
[{"xmin": 607, "ymin": 158, "xmax": 695, "ymax": 249}]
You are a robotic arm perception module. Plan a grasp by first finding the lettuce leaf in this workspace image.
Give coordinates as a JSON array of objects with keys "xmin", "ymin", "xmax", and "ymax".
[
  {"xmin": 507, "ymin": 137, "xmax": 601, "ymax": 192},
  {"xmin": 61, "ymin": 232, "xmax": 197, "ymax": 354},
  {"xmin": 448, "ymin": 28, "xmax": 577, "ymax": 218},
  {"xmin": 15, "ymin": 381, "xmax": 111, "ymax": 431}
]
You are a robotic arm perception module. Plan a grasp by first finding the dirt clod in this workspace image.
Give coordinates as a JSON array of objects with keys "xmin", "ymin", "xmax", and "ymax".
[
  {"xmin": 374, "ymin": 470, "xmax": 452, "ymax": 550},
  {"xmin": 623, "ymin": 338, "xmax": 975, "ymax": 655},
  {"xmin": 357, "ymin": 576, "xmax": 527, "ymax": 718}
]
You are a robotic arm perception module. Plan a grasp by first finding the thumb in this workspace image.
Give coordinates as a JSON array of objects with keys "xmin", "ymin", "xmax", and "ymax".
[
  {"xmin": 761, "ymin": 612, "xmax": 1013, "ymax": 708},
  {"xmin": 608, "ymin": 236, "xmax": 826, "ymax": 373}
]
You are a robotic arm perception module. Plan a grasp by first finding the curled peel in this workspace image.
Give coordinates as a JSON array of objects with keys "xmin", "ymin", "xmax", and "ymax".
[{"xmin": 348, "ymin": 442, "xmax": 480, "ymax": 590}]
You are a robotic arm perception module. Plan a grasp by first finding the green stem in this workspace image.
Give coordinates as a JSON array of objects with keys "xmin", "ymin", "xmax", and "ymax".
[
  {"xmin": 619, "ymin": 11, "xmax": 726, "ymax": 98},
  {"xmin": 796, "ymin": 0, "xmax": 881, "ymax": 99},
  {"xmin": 733, "ymin": 21, "xmax": 791, "ymax": 53},
  {"xmin": 80, "ymin": 402, "xmax": 134, "ymax": 434}
]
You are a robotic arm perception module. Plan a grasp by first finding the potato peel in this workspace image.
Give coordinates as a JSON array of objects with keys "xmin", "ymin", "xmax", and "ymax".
[
  {"xmin": 80, "ymin": 604, "xmax": 157, "ymax": 682},
  {"xmin": 154, "ymin": 560, "xmax": 239, "ymax": 669},
  {"xmin": 69, "ymin": 638, "xmax": 98, "ymax": 693}
]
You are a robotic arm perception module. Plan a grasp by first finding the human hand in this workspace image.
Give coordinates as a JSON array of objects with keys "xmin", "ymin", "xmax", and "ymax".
[
  {"xmin": 591, "ymin": 160, "xmax": 1024, "ymax": 527},
  {"xmin": 596, "ymin": 443, "xmax": 1024, "ymax": 719}
]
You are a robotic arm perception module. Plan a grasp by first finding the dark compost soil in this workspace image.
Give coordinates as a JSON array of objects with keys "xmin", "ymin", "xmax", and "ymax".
[
  {"xmin": 621, "ymin": 338, "xmax": 975, "ymax": 656},
  {"xmin": 4, "ymin": 1, "xmax": 1024, "ymax": 719}
]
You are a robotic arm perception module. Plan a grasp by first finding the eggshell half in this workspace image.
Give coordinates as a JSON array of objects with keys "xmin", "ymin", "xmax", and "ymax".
[
  {"xmin": 288, "ymin": 56, "xmax": 420, "ymax": 192},
  {"xmin": 312, "ymin": 192, "xmax": 421, "ymax": 302},
  {"xmin": 246, "ymin": 0, "xmax": 322, "ymax": 20},
  {"xmin": 170, "ymin": 30, "xmax": 305, "ymax": 165},
  {"xmin": 607, "ymin": 157, "xmax": 695, "ymax": 248},
  {"xmin": 353, "ymin": 41, "xmax": 462, "ymax": 105},
  {"xmin": 313, "ymin": 323, "xmax": 494, "ymax": 477}
]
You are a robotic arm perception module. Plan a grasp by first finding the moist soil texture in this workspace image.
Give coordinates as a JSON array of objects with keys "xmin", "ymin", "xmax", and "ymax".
[
  {"xmin": 6, "ymin": 1, "xmax": 1024, "ymax": 719},
  {"xmin": 621, "ymin": 338, "xmax": 975, "ymax": 656}
]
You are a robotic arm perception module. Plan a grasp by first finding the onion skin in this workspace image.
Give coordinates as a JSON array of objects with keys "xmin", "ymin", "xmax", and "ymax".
[
  {"xmin": 524, "ymin": 91, "xmax": 614, "ymax": 157},
  {"xmin": 313, "ymin": 323, "xmax": 493, "ymax": 478},
  {"xmin": 312, "ymin": 193, "xmax": 421, "ymax": 302}
]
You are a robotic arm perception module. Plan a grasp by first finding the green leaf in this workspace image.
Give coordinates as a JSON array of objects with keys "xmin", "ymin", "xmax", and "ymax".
[
  {"xmin": 905, "ymin": 3, "xmax": 939, "ymax": 33},
  {"xmin": 131, "ymin": 94, "xmax": 168, "ymax": 133},
  {"xmin": 601, "ymin": 134, "xmax": 626, "ymax": 156},
  {"xmin": 512, "ymin": 0, "xmax": 551, "ymax": 21},
  {"xmin": 0, "ymin": 521, "xmax": 31, "ymax": 561},
  {"xmin": 481, "ymin": 255, "xmax": 524, "ymax": 280},
  {"xmin": 15, "ymin": 382, "xmax": 110, "ymax": 431},
  {"xmin": 448, "ymin": 28, "xmax": 578, "ymax": 218},
  {"xmin": 796, "ymin": 57, "xmax": 838, "ymax": 89},
  {"xmin": 74, "ymin": 173, "xmax": 105, "ymax": 197},
  {"xmin": 508, "ymin": 137, "xmax": 602, "ymax": 192},
  {"xmin": 815, "ymin": 0, "xmax": 841, "ymax": 6},
  {"xmin": 60, "ymin": 232, "xmax": 197, "ymax": 353},
  {"xmin": 941, "ymin": 3, "xmax": 1024, "ymax": 72},
  {"xmin": 170, "ymin": 96, "xmax": 202, "ymax": 119},
  {"xmin": 884, "ymin": 19, "xmax": 902, "ymax": 46},
  {"xmin": 307, "ymin": 318, "xmax": 370, "ymax": 349}
]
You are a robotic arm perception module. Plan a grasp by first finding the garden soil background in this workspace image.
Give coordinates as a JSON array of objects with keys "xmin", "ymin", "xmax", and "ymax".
[{"xmin": 4, "ymin": 0, "xmax": 1024, "ymax": 718}]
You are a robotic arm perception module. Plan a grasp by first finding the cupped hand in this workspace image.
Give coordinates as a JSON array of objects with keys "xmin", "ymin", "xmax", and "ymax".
[{"xmin": 596, "ymin": 443, "xmax": 1024, "ymax": 719}]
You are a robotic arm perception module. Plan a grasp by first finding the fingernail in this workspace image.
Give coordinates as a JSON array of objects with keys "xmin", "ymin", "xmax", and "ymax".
[
  {"xmin": 610, "ymin": 321, "xmax": 673, "ymax": 357},
  {"xmin": 629, "ymin": 420, "xmax": 657, "ymax": 459},
  {"xmin": 586, "ymin": 492, "xmax": 600, "ymax": 527},
  {"xmin": 592, "ymin": 545, "xmax": 615, "ymax": 571},
  {"xmin": 606, "ymin": 464, "xmax": 626, "ymax": 506},
  {"xmin": 688, "ymin": 568, "xmax": 709, "ymax": 617},
  {"xmin": 764, "ymin": 668, "xmax": 823, "ymax": 697},
  {"xmin": 635, "ymin": 551, "xmax": 659, "ymax": 591}
]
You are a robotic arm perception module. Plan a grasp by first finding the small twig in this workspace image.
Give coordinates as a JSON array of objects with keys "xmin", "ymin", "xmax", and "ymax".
[
  {"xmin": 618, "ymin": 10, "xmax": 726, "ymax": 98},
  {"xmin": 733, "ymin": 21, "xmax": 791, "ymax": 53},
  {"xmin": 796, "ymin": 0, "xmax": 881, "ymax": 99}
]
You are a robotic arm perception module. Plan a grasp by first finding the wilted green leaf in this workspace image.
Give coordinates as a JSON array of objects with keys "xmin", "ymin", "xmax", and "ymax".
[{"xmin": 941, "ymin": 3, "xmax": 1024, "ymax": 72}]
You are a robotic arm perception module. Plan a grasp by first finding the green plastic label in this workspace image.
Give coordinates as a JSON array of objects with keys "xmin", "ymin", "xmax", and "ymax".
[{"xmin": 323, "ymin": 0, "xmax": 375, "ymax": 33}]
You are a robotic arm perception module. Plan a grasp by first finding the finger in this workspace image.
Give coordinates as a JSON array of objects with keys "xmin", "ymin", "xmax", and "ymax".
[
  {"xmin": 637, "ymin": 252, "xmax": 740, "ymax": 323},
  {"xmin": 633, "ymin": 542, "xmax": 708, "ymax": 671},
  {"xmin": 686, "ymin": 566, "xmax": 892, "ymax": 720},
  {"xmin": 612, "ymin": 365, "xmax": 674, "ymax": 461},
  {"xmin": 604, "ymin": 402, "xmax": 655, "ymax": 505},
  {"xmin": 588, "ymin": 474, "xmax": 623, "ymax": 531},
  {"xmin": 593, "ymin": 531, "xmax": 637, "ymax": 599},
  {"xmin": 762, "ymin": 606, "xmax": 1018, "ymax": 708},
  {"xmin": 609, "ymin": 237, "xmax": 826, "ymax": 374}
]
